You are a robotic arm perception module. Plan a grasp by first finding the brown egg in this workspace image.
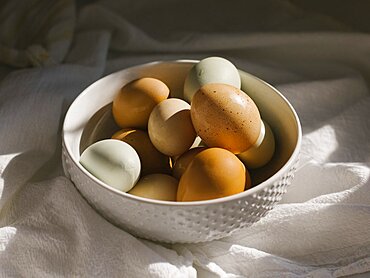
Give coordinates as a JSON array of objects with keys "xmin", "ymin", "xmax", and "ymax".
[
  {"xmin": 148, "ymin": 98, "xmax": 197, "ymax": 157},
  {"xmin": 112, "ymin": 128, "xmax": 171, "ymax": 175},
  {"xmin": 172, "ymin": 147, "xmax": 207, "ymax": 179},
  {"xmin": 112, "ymin": 77, "xmax": 169, "ymax": 129},
  {"xmin": 128, "ymin": 174, "xmax": 178, "ymax": 201},
  {"xmin": 191, "ymin": 83, "xmax": 261, "ymax": 154},
  {"xmin": 245, "ymin": 167, "xmax": 252, "ymax": 190},
  {"xmin": 177, "ymin": 148, "xmax": 246, "ymax": 202}
]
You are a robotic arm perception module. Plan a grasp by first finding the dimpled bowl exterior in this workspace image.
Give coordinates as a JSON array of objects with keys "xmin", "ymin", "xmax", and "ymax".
[{"xmin": 62, "ymin": 60, "xmax": 301, "ymax": 243}]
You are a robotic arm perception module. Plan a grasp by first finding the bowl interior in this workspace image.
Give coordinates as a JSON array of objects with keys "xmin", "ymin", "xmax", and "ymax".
[{"xmin": 63, "ymin": 60, "xmax": 300, "ymax": 197}]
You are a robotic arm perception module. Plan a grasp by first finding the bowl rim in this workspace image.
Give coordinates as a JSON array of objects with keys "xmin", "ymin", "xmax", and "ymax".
[{"xmin": 62, "ymin": 59, "xmax": 302, "ymax": 207}]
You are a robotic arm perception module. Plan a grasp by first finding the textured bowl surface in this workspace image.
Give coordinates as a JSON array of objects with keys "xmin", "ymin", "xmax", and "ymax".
[{"xmin": 62, "ymin": 60, "xmax": 301, "ymax": 243}]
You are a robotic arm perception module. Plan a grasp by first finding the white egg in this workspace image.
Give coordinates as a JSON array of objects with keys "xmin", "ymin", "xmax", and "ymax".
[
  {"xmin": 238, "ymin": 120, "xmax": 275, "ymax": 169},
  {"xmin": 80, "ymin": 139, "xmax": 141, "ymax": 192},
  {"xmin": 183, "ymin": 56, "xmax": 241, "ymax": 102}
]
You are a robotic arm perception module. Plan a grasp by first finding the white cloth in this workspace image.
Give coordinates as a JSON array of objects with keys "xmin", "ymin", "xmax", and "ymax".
[
  {"xmin": 0, "ymin": 0, "xmax": 75, "ymax": 67},
  {"xmin": 1, "ymin": 1, "xmax": 370, "ymax": 277}
]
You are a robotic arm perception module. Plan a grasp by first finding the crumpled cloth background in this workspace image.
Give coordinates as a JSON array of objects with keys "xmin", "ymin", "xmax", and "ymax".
[{"xmin": 1, "ymin": 0, "xmax": 370, "ymax": 277}]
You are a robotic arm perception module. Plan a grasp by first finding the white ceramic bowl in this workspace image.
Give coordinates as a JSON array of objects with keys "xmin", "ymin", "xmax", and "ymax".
[{"xmin": 62, "ymin": 60, "xmax": 301, "ymax": 243}]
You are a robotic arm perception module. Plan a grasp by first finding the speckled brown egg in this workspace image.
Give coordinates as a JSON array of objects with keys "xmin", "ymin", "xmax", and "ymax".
[
  {"xmin": 190, "ymin": 83, "xmax": 261, "ymax": 154},
  {"xmin": 112, "ymin": 77, "xmax": 169, "ymax": 129}
]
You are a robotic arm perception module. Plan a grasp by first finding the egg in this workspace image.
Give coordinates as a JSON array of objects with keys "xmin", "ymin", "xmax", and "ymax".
[
  {"xmin": 148, "ymin": 98, "xmax": 197, "ymax": 157},
  {"xmin": 112, "ymin": 128, "xmax": 171, "ymax": 175},
  {"xmin": 128, "ymin": 174, "xmax": 178, "ymax": 201},
  {"xmin": 183, "ymin": 57, "xmax": 241, "ymax": 102},
  {"xmin": 245, "ymin": 168, "xmax": 252, "ymax": 190},
  {"xmin": 172, "ymin": 147, "xmax": 207, "ymax": 179},
  {"xmin": 191, "ymin": 83, "xmax": 261, "ymax": 154},
  {"xmin": 112, "ymin": 77, "xmax": 169, "ymax": 129},
  {"xmin": 190, "ymin": 136, "xmax": 203, "ymax": 149},
  {"xmin": 80, "ymin": 139, "xmax": 141, "ymax": 192},
  {"xmin": 177, "ymin": 148, "xmax": 246, "ymax": 202},
  {"xmin": 238, "ymin": 120, "xmax": 275, "ymax": 169}
]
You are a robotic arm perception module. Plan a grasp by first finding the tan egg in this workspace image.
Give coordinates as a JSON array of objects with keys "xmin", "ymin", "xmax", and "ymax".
[
  {"xmin": 128, "ymin": 174, "xmax": 178, "ymax": 201},
  {"xmin": 191, "ymin": 83, "xmax": 261, "ymax": 154},
  {"xmin": 238, "ymin": 120, "xmax": 275, "ymax": 169},
  {"xmin": 148, "ymin": 98, "xmax": 197, "ymax": 157},
  {"xmin": 172, "ymin": 147, "xmax": 207, "ymax": 179},
  {"xmin": 112, "ymin": 77, "xmax": 169, "ymax": 129},
  {"xmin": 112, "ymin": 128, "xmax": 171, "ymax": 175},
  {"xmin": 177, "ymin": 148, "xmax": 246, "ymax": 202}
]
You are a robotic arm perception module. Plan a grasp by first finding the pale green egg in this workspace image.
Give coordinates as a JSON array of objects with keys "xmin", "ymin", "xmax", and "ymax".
[
  {"xmin": 183, "ymin": 56, "xmax": 241, "ymax": 102},
  {"xmin": 80, "ymin": 139, "xmax": 141, "ymax": 192}
]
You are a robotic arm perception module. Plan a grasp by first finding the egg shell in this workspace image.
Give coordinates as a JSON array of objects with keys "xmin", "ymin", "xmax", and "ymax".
[
  {"xmin": 148, "ymin": 98, "xmax": 197, "ymax": 157},
  {"xmin": 190, "ymin": 136, "xmax": 203, "ymax": 149},
  {"xmin": 80, "ymin": 139, "xmax": 141, "ymax": 192},
  {"xmin": 128, "ymin": 174, "xmax": 178, "ymax": 201},
  {"xmin": 238, "ymin": 120, "xmax": 275, "ymax": 169},
  {"xmin": 172, "ymin": 147, "xmax": 207, "ymax": 179},
  {"xmin": 112, "ymin": 128, "xmax": 171, "ymax": 175},
  {"xmin": 177, "ymin": 148, "xmax": 246, "ymax": 202},
  {"xmin": 112, "ymin": 77, "xmax": 169, "ymax": 129},
  {"xmin": 191, "ymin": 83, "xmax": 261, "ymax": 154},
  {"xmin": 245, "ymin": 168, "xmax": 252, "ymax": 190},
  {"xmin": 183, "ymin": 56, "xmax": 241, "ymax": 102}
]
